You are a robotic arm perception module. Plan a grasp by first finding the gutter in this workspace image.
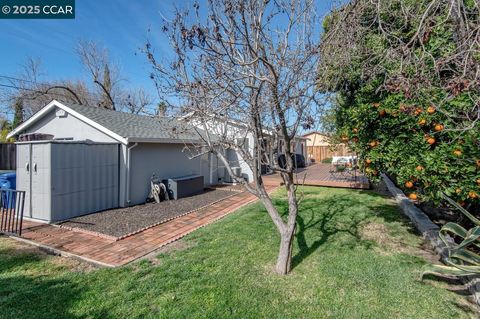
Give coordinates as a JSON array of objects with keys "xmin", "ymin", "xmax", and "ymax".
[{"xmin": 125, "ymin": 142, "xmax": 138, "ymax": 205}]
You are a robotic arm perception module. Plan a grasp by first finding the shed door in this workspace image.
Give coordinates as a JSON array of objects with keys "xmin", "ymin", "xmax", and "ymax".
[
  {"xmin": 30, "ymin": 144, "xmax": 51, "ymax": 221},
  {"xmin": 16, "ymin": 144, "xmax": 31, "ymax": 218}
]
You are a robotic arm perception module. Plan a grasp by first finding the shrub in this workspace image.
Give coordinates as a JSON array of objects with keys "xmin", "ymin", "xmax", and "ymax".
[
  {"xmin": 423, "ymin": 194, "xmax": 480, "ymax": 277},
  {"xmin": 317, "ymin": 0, "xmax": 480, "ymax": 213}
]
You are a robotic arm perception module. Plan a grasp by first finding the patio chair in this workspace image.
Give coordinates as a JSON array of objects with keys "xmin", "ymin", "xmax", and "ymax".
[{"xmin": 330, "ymin": 158, "xmax": 349, "ymax": 178}]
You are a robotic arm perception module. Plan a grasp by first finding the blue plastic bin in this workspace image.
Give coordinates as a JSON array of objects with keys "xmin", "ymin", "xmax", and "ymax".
[{"xmin": 0, "ymin": 173, "xmax": 16, "ymax": 209}]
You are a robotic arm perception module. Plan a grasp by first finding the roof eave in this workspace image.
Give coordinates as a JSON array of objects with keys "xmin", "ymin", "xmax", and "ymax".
[{"xmin": 7, "ymin": 100, "xmax": 129, "ymax": 145}]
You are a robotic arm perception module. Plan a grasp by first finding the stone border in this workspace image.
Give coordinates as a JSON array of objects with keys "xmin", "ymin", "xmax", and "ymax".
[
  {"xmin": 3, "ymin": 234, "xmax": 114, "ymax": 268},
  {"xmin": 381, "ymin": 173, "xmax": 480, "ymax": 305}
]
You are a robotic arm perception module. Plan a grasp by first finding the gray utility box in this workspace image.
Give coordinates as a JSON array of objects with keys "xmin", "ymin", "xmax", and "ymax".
[
  {"xmin": 163, "ymin": 174, "xmax": 204, "ymax": 200},
  {"xmin": 16, "ymin": 141, "xmax": 120, "ymax": 222}
]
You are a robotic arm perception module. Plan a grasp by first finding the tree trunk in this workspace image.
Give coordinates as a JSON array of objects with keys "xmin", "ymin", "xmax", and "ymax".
[
  {"xmin": 275, "ymin": 171, "xmax": 299, "ymax": 274},
  {"xmin": 275, "ymin": 225, "xmax": 296, "ymax": 274}
]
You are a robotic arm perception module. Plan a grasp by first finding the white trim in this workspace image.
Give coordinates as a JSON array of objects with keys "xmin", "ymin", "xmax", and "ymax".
[
  {"xmin": 7, "ymin": 100, "xmax": 129, "ymax": 144},
  {"xmin": 126, "ymin": 137, "xmax": 200, "ymax": 144},
  {"xmin": 7, "ymin": 100, "xmax": 58, "ymax": 139}
]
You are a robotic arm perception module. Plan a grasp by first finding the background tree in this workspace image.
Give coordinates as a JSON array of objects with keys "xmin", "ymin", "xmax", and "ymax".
[
  {"xmin": 318, "ymin": 0, "xmax": 479, "ymax": 215},
  {"xmin": 76, "ymin": 40, "xmax": 119, "ymax": 110},
  {"xmin": 12, "ymin": 97, "xmax": 24, "ymax": 128},
  {"xmin": 0, "ymin": 41, "xmax": 156, "ymax": 124},
  {"xmin": 144, "ymin": 0, "xmax": 323, "ymax": 274},
  {"xmin": 156, "ymin": 101, "xmax": 167, "ymax": 117}
]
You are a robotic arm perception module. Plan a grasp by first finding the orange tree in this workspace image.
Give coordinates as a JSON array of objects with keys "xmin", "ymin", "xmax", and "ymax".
[{"xmin": 318, "ymin": 0, "xmax": 479, "ymax": 213}]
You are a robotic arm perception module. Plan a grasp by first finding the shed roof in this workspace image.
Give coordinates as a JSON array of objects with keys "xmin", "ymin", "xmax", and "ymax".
[{"xmin": 8, "ymin": 100, "xmax": 203, "ymax": 145}]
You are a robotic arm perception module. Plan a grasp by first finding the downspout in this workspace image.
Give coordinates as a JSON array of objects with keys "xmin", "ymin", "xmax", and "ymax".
[{"xmin": 125, "ymin": 142, "xmax": 138, "ymax": 206}]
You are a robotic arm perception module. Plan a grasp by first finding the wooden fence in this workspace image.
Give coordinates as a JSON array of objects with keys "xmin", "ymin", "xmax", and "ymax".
[
  {"xmin": 307, "ymin": 145, "xmax": 354, "ymax": 163},
  {"xmin": 0, "ymin": 144, "xmax": 16, "ymax": 170}
]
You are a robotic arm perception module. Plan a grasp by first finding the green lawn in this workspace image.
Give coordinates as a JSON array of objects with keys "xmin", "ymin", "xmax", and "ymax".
[{"xmin": 0, "ymin": 187, "xmax": 475, "ymax": 318}]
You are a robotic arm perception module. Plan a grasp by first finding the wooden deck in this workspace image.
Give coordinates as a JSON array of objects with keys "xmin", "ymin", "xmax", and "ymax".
[{"xmin": 263, "ymin": 163, "xmax": 370, "ymax": 189}]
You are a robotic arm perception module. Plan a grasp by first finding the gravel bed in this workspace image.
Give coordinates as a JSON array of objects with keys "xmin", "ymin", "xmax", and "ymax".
[{"xmin": 58, "ymin": 189, "xmax": 238, "ymax": 238}]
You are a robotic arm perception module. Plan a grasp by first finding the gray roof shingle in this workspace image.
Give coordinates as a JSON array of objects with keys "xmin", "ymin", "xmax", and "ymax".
[{"xmin": 66, "ymin": 103, "xmax": 201, "ymax": 142}]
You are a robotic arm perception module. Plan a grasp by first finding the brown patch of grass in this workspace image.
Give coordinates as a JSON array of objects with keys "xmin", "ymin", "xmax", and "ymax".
[
  {"xmin": 0, "ymin": 236, "xmax": 96, "ymax": 272},
  {"xmin": 136, "ymin": 239, "xmax": 196, "ymax": 266},
  {"xmin": 361, "ymin": 222, "xmax": 408, "ymax": 255},
  {"xmin": 360, "ymin": 222, "xmax": 438, "ymax": 264},
  {"xmin": 49, "ymin": 254, "xmax": 97, "ymax": 272}
]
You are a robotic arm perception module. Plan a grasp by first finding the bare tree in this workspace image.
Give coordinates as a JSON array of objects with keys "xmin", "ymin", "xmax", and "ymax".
[
  {"xmin": 123, "ymin": 88, "xmax": 154, "ymax": 114},
  {"xmin": 0, "ymin": 41, "xmax": 156, "ymax": 124},
  {"xmin": 144, "ymin": 0, "xmax": 322, "ymax": 274},
  {"xmin": 76, "ymin": 40, "xmax": 120, "ymax": 110},
  {"xmin": 0, "ymin": 57, "xmax": 94, "ymax": 120}
]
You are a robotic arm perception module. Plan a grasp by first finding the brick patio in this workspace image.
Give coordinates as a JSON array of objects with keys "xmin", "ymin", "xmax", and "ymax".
[
  {"xmin": 263, "ymin": 163, "xmax": 370, "ymax": 189},
  {"xmin": 12, "ymin": 185, "xmax": 277, "ymax": 267}
]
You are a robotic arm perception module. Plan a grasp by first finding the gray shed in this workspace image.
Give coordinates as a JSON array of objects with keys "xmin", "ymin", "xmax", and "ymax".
[{"xmin": 8, "ymin": 100, "xmax": 210, "ymax": 222}]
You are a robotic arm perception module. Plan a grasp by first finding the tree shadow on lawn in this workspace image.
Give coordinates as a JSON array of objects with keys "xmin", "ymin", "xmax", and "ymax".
[
  {"xmin": 0, "ymin": 240, "xmax": 109, "ymax": 319},
  {"xmin": 281, "ymin": 191, "xmax": 420, "ymax": 270}
]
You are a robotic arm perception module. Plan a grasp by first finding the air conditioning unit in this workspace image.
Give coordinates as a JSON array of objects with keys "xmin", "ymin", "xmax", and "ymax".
[{"xmin": 224, "ymin": 166, "xmax": 241, "ymax": 184}]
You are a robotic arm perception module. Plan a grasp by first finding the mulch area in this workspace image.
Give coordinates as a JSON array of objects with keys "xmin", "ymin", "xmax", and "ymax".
[{"xmin": 58, "ymin": 188, "xmax": 238, "ymax": 238}]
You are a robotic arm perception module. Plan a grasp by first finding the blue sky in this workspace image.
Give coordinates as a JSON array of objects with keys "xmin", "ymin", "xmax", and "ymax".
[{"xmin": 0, "ymin": 0, "xmax": 338, "ymax": 109}]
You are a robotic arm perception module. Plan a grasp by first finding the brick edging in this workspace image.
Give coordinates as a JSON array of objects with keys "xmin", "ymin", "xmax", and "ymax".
[{"xmin": 5, "ymin": 235, "xmax": 115, "ymax": 268}]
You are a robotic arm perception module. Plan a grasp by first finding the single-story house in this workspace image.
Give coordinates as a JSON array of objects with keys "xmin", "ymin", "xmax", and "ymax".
[
  {"xmin": 302, "ymin": 131, "xmax": 331, "ymax": 147},
  {"xmin": 7, "ymin": 100, "xmax": 212, "ymax": 221},
  {"xmin": 8, "ymin": 100, "xmax": 307, "ymax": 223}
]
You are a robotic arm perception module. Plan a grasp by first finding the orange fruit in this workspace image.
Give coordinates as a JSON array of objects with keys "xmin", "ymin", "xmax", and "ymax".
[
  {"xmin": 414, "ymin": 108, "xmax": 423, "ymax": 115},
  {"xmin": 341, "ymin": 136, "xmax": 349, "ymax": 142},
  {"xmin": 408, "ymin": 193, "xmax": 418, "ymax": 200},
  {"xmin": 378, "ymin": 110, "xmax": 386, "ymax": 117},
  {"xmin": 369, "ymin": 140, "xmax": 378, "ymax": 147},
  {"xmin": 468, "ymin": 191, "xmax": 478, "ymax": 199},
  {"xmin": 476, "ymin": 179, "xmax": 480, "ymax": 186},
  {"xmin": 405, "ymin": 181, "xmax": 414, "ymax": 188},
  {"xmin": 427, "ymin": 106, "xmax": 436, "ymax": 114},
  {"xmin": 372, "ymin": 102, "xmax": 380, "ymax": 108},
  {"xmin": 365, "ymin": 159, "xmax": 372, "ymax": 164},
  {"xmin": 418, "ymin": 119, "xmax": 427, "ymax": 126},
  {"xmin": 453, "ymin": 149, "xmax": 462, "ymax": 157},
  {"xmin": 456, "ymin": 188, "xmax": 462, "ymax": 194},
  {"xmin": 399, "ymin": 104, "xmax": 407, "ymax": 111},
  {"xmin": 434, "ymin": 124, "xmax": 444, "ymax": 132},
  {"xmin": 352, "ymin": 128, "xmax": 359, "ymax": 133},
  {"xmin": 416, "ymin": 165, "xmax": 424, "ymax": 171},
  {"xmin": 476, "ymin": 159, "xmax": 480, "ymax": 168},
  {"xmin": 426, "ymin": 137, "xmax": 436, "ymax": 145},
  {"xmin": 352, "ymin": 137, "xmax": 359, "ymax": 143}
]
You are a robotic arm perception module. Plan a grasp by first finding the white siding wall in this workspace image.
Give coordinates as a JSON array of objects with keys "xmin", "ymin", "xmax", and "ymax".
[{"xmin": 192, "ymin": 119, "xmax": 255, "ymax": 183}]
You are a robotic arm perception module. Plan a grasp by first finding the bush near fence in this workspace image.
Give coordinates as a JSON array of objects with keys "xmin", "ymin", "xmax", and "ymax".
[{"xmin": 0, "ymin": 144, "xmax": 16, "ymax": 170}]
